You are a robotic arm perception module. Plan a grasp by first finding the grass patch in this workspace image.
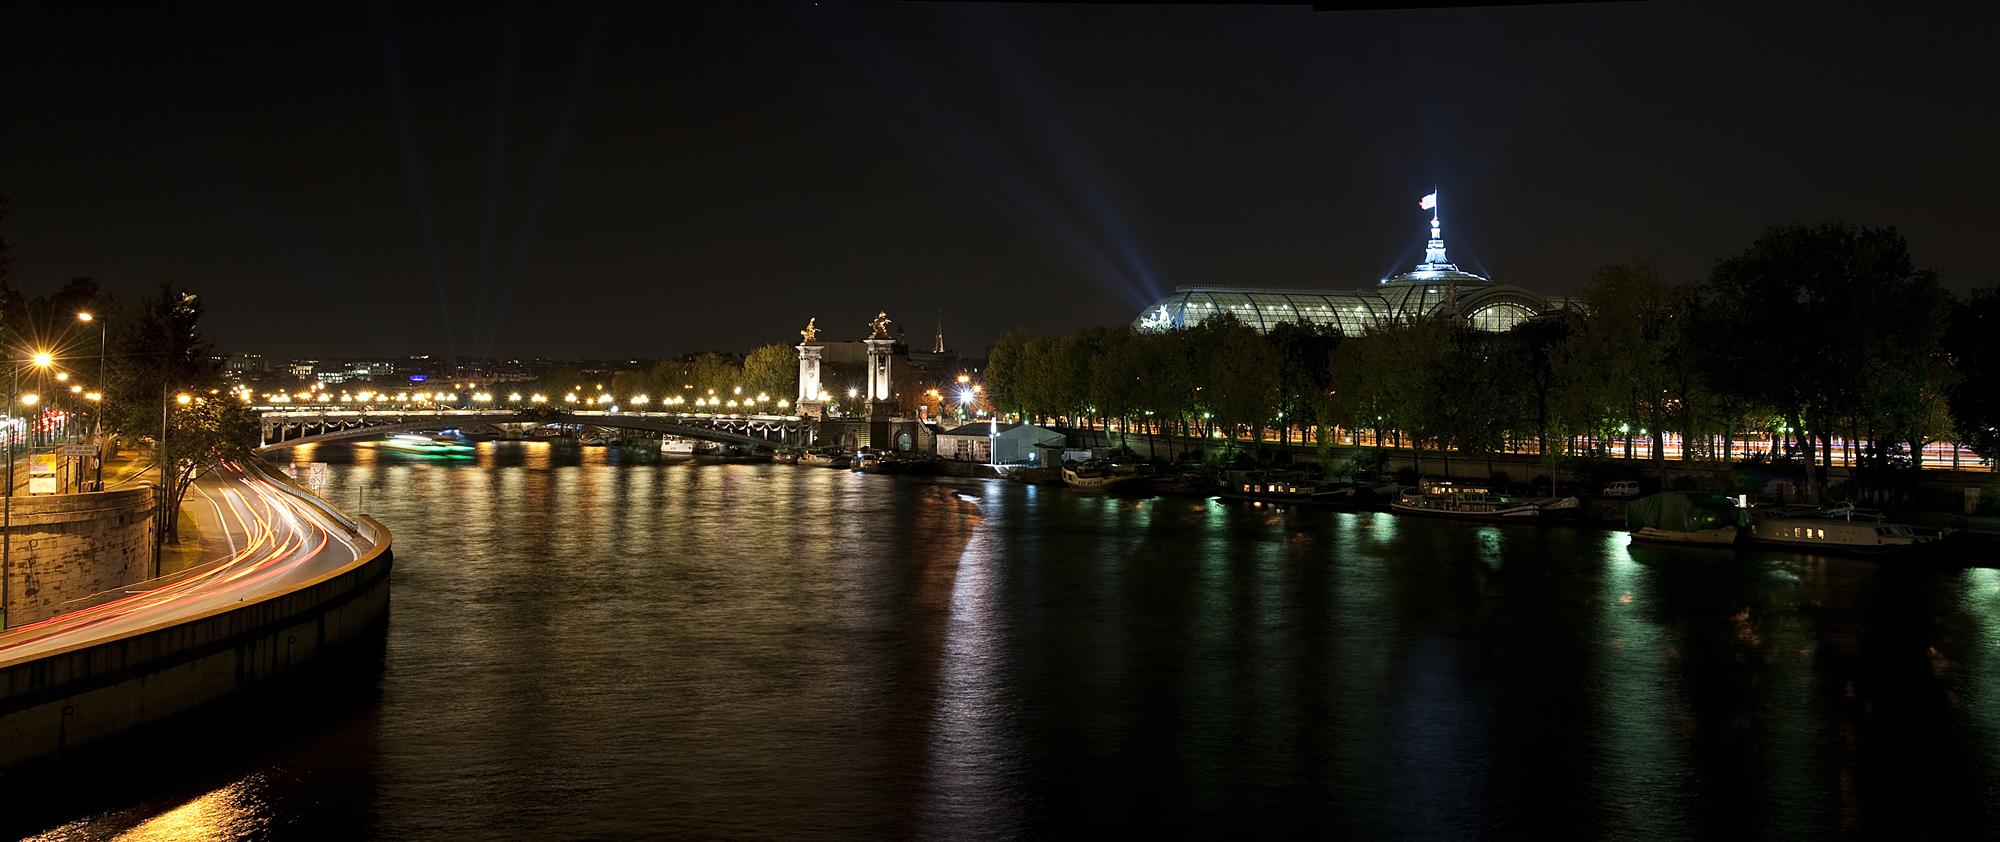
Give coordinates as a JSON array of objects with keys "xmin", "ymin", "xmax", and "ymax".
[{"xmin": 158, "ymin": 510, "xmax": 207, "ymax": 576}]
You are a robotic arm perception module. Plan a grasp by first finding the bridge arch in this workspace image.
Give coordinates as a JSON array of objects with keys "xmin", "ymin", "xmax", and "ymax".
[{"xmin": 256, "ymin": 410, "xmax": 808, "ymax": 452}]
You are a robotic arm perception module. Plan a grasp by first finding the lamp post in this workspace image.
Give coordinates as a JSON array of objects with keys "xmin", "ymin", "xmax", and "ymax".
[
  {"xmin": 156, "ymin": 389, "xmax": 190, "ymax": 574},
  {"xmin": 78, "ymin": 313, "xmax": 105, "ymax": 491}
]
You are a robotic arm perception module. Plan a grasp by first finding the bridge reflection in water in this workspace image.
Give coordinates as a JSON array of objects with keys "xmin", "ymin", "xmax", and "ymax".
[{"xmin": 256, "ymin": 410, "xmax": 808, "ymax": 452}]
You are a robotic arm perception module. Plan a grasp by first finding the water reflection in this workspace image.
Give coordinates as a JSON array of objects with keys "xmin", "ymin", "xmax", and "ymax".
[
  {"xmin": 1590, "ymin": 534, "xmax": 1692, "ymax": 837},
  {"xmin": 17, "ymin": 442, "xmax": 2000, "ymax": 838}
]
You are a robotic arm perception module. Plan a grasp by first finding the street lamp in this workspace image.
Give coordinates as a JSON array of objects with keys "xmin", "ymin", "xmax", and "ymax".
[
  {"xmin": 78, "ymin": 314, "xmax": 105, "ymax": 478},
  {"xmin": 155, "ymin": 391, "xmax": 191, "ymax": 572},
  {"xmin": 3, "ymin": 353, "xmax": 54, "ymax": 629}
]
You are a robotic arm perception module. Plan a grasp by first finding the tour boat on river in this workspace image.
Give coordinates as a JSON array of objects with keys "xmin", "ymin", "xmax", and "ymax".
[
  {"xmin": 1391, "ymin": 481, "xmax": 1560, "ymax": 521},
  {"xmin": 797, "ymin": 449, "xmax": 846, "ymax": 468}
]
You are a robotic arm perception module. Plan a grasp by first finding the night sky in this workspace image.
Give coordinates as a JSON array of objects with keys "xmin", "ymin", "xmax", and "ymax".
[{"xmin": 2, "ymin": 1, "xmax": 1994, "ymax": 361}]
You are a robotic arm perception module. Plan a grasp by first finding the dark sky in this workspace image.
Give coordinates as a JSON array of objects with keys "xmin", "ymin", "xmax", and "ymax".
[{"xmin": 2, "ymin": 1, "xmax": 1994, "ymax": 361}]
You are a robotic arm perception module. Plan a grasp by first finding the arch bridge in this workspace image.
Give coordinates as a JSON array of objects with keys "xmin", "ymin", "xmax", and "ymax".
[{"xmin": 255, "ymin": 410, "xmax": 808, "ymax": 452}]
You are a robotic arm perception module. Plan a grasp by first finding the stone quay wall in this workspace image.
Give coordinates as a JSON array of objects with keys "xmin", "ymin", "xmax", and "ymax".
[
  {"xmin": 0, "ymin": 473, "xmax": 392, "ymax": 771},
  {"xmin": 3, "ymin": 487, "xmax": 158, "ymax": 628}
]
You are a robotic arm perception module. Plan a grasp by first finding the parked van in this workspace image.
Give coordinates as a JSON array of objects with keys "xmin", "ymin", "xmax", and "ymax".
[{"xmin": 1604, "ymin": 480, "xmax": 1642, "ymax": 498}]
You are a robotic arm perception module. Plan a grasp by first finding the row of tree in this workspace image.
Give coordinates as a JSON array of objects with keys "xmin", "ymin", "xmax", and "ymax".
[
  {"xmin": 986, "ymin": 223, "xmax": 1999, "ymax": 499},
  {"xmin": 509, "ymin": 345, "xmax": 801, "ymax": 409}
]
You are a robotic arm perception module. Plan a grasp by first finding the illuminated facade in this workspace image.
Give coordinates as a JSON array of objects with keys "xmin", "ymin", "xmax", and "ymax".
[{"xmin": 1133, "ymin": 212, "xmax": 1569, "ymax": 334}]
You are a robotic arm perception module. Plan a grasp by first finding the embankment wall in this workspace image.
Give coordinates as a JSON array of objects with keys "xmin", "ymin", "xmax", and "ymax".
[
  {"xmin": 0, "ymin": 478, "xmax": 390, "ymax": 770},
  {"xmin": 3, "ymin": 487, "xmax": 158, "ymax": 628}
]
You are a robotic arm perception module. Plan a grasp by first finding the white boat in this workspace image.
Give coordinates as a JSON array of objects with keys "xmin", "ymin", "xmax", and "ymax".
[
  {"xmin": 1062, "ymin": 461, "xmax": 1140, "ymax": 489},
  {"xmin": 797, "ymin": 450, "xmax": 845, "ymax": 468},
  {"xmin": 661, "ymin": 437, "xmax": 697, "ymax": 458},
  {"xmin": 1748, "ymin": 512, "xmax": 1938, "ymax": 555},
  {"xmin": 1391, "ymin": 481, "xmax": 1547, "ymax": 521}
]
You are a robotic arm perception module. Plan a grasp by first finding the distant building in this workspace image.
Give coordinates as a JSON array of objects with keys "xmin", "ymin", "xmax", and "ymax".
[
  {"xmin": 219, "ymin": 353, "xmax": 268, "ymax": 381},
  {"xmin": 1133, "ymin": 208, "xmax": 1572, "ymax": 335}
]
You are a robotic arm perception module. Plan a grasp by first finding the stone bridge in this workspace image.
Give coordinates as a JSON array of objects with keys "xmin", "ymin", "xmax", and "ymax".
[{"xmin": 256, "ymin": 410, "xmax": 808, "ymax": 452}]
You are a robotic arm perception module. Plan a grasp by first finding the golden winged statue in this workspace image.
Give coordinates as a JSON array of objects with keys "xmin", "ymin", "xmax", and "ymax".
[
  {"xmin": 868, "ymin": 311, "xmax": 891, "ymax": 339},
  {"xmin": 800, "ymin": 317, "xmax": 819, "ymax": 344}
]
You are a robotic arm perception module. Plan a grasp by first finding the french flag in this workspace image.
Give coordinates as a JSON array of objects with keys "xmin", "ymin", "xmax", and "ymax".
[{"xmin": 1419, "ymin": 192, "xmax": 1437, "ymax": 211}]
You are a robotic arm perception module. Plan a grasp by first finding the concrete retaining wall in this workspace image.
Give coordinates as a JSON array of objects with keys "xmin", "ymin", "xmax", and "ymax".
[
  {"xmin": 3, "ymin": 487, "xmax": 158, "ymax": 628},
  {"xmin": 0, "ymin": 485, "xmax": 391, "ymax": 770}
]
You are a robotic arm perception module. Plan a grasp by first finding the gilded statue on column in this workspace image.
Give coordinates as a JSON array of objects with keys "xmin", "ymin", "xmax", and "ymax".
[
  {"xmin": 800, "ymin": 318, "xmax": 819, "ymax": 344},
  {"xmin": 868, "ymin": 311, "xmax": 891, "ymax": 339}
]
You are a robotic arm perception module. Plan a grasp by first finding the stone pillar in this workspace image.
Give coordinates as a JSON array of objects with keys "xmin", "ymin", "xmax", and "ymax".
[
  {"xmin": 864, "ymin": 338, "xmax": 898, "ymax": 421},
  {"xmin": 796, "ymin": 343, "xmax": 828, "ymax": 420}
]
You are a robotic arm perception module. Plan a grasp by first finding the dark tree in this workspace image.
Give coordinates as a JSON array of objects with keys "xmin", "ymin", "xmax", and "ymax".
[
  {"xmin": 106, "ymin": 279, "xmax": 216, "ymax": 438},
  {"xmin": 1700, "ymin": 223, "xmax": 1946, "ymax": 499},
  {"xmin": 1946, "ymin": 284, "xmax": 2000, "ymax": 461},
  {"xmin": 1504, "ymin": 315, "xmax": 1571, "ymax": 458},
  {"xmin": 1267, "ymin": 321, "xmax": 1341, "ymax": 446}
]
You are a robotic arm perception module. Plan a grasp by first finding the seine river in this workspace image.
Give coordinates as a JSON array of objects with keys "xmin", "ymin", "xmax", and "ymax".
[{"xmin": 13, "ymin": 441, "xmax": 2000, "ymax": 839}]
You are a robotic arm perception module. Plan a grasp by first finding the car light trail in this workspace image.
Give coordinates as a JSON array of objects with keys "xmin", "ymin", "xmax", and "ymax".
[{"xmin": 0, "ymin": 466, "xmax": 366, "ymax": 662}]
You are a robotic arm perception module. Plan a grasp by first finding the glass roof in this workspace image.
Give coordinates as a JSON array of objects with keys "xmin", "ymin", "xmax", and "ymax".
[{"xmin": 1133, "ymin": 284, "xmax": 1550, "ymax": 335}]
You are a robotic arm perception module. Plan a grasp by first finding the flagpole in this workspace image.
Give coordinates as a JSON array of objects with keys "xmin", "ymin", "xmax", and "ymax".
[{"xmin": 1432, "ymin": 185, "xmax": 1438, "ymax": 222}]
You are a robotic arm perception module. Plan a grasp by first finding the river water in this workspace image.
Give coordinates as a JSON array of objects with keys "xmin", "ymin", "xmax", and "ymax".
[{"xmin": 12, "ymin": 440, "xmax": 2000, "ymax": 839}]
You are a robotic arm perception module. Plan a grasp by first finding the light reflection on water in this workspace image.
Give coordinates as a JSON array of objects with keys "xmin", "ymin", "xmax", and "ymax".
[{"xmin": 12, "ymin": 441, "xmax": 2000, "ymax": 839}]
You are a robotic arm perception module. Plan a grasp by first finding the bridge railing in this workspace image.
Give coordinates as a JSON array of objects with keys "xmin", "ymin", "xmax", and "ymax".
[{"xmin": 259, "ymin": 408, "xmax": 798, "ymax": 422}]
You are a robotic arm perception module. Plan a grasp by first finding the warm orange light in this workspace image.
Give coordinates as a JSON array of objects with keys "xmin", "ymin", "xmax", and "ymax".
[
  {"xmin": 176, "ymin": 394, "xmax": 192, "ymax": 404},
  {"xmin": 31, "ymin": 353, "xmax": 52, "ymax": 367}
]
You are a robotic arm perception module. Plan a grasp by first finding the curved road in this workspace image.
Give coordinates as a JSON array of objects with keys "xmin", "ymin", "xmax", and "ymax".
[{"xmin": 0, "ymin": 461, "xmax": 367, "ymax": 665}]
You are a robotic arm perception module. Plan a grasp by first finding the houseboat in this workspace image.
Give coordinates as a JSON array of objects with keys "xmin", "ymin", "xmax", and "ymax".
[
  {"xmin": 1391, "ymin": 481, "xmax": 1550, "ymax": 521},
  {"xmin": 1219, "ymin": 471, "xmax": 1356, "ymax": 505},
  {"xmin": 1747, "ymin": 512, "xmax": 1939, "ymax": 555},
  {"xmin": 1625, "ymin": 492, "xmax": 1748, "ymax": 546}
]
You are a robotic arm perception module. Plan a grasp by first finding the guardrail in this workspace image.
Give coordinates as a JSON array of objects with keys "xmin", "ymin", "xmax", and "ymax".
[{"xmin": 244, "ymin": 456, "xmax": 364, "ymax": 536}]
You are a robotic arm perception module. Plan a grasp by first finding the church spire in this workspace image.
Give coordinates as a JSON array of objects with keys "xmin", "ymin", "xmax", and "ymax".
[{"xmin": 933, "ymin": 311, "xmax": 945, "ymax": 354}]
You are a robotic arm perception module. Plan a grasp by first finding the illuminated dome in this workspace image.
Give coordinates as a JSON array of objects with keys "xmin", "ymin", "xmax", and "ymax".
[{"xmin": 1133, "ymin": 204, "xmax": 1566, "ymax": 335}]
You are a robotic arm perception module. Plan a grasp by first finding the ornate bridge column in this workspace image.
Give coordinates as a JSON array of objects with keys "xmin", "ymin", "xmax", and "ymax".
[
  {"xmin": 864, "ymin": 337, "xmax": 898, "ymax": 421},
  {"xmin": 796, "ymin": 341, "xmax": 828, "ymax": 420}
]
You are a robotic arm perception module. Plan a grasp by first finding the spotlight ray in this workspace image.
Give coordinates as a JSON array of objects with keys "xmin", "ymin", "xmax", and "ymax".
[
  {"xmin": 471, "ymin": 0, "xmax": 529, "ymax": 364},
  {"xmin": 372, "ymin": 0, "xmax": 459, "ymax": 362},
  {"xmin": 480, "ymin": 0, "xmax": 616, "ymax": 361}
]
